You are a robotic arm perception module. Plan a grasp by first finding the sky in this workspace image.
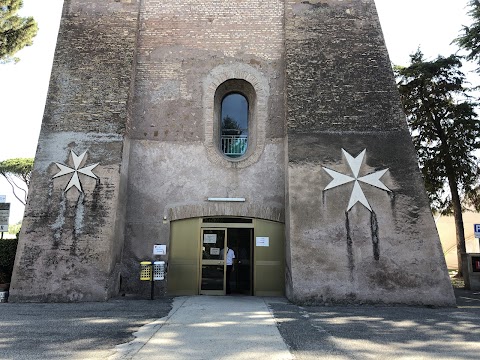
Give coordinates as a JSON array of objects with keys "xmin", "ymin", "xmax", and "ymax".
[{"xmin": 0, "ymin": 0, "xmax": 475, "ymax": 225}]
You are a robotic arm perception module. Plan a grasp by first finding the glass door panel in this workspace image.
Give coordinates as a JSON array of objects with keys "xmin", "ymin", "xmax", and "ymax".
[{"xmin": 200, "ymin": 228, "xmax": 226, "ymax": 295}]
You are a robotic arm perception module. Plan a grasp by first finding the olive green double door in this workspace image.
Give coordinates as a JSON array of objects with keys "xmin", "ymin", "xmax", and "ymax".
[{"xmin": 167, "ymin": 218, "xmax": 285, "ymax": 296}]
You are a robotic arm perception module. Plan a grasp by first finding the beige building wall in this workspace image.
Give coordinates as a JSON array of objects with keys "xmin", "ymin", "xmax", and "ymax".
[{"xmin": 437, "ymin": 212, "xmax": 480, "ymax": 269}]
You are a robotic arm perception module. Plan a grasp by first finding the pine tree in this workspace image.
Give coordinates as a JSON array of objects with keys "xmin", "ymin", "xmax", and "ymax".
[
  {"xmin": 0, "ymin": 0, "xmax": 38, "ymax": 63},
  {"xmin": 396, "ymin": 50, "xmax": 480, "ymax": 276}
]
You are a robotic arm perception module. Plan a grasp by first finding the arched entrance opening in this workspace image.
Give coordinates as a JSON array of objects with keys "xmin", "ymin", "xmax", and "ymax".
[{"xmin": 167, "ymin": 217, "xmax": 285, "ymax": 296}]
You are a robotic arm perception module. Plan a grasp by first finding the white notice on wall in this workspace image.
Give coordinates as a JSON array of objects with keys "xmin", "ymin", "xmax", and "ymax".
[
  {"xmin": 204, "ymin": 234, "xmax": 217, "ymax": 244},
  {"xmin": 256, "ymin": 237, "xmax": 269, "ymax": 247},
  {"xmin": 153, "ymin": 244, "xmax": 167, "ymax": 255}
]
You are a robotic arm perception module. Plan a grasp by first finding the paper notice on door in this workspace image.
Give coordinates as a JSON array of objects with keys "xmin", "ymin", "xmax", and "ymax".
[
  {"xmin": 204, "ymin": 234, "xmax": 217, "ymax": 244},
  {"xmin": 256, "ymin": 237, "xmax": 269, "ymax": 247},
  {"xmin": 210, "ymin": 247, "xmax": 220, "ymax": 255}
]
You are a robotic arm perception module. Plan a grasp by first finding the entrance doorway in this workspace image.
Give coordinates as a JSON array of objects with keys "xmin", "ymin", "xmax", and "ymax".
[
  {"xmin": 200, "ymin": 226, "xmax": 253, "ymax": 295},
  {"xmin": 167, "ymin": 217, "xmax": 284, "ymax": 296},
  {"xmin": 227, "ymin": 228, "xmax": 253, "ymax": 295}
]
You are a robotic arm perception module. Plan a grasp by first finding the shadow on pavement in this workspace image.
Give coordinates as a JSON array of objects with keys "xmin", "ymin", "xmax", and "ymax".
[
  {"xmin": 268, "ymin": 289, "xmax": 480, "ymax": 360},
  {"xmin": 0, "ymin": 298, "xmax": 173, "ymax": 360}
]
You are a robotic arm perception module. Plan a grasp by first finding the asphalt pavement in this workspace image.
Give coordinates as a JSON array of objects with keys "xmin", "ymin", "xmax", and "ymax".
[
  {"xmin": 0, "ymin": 298, "xmax": 173, "ymax": 359},
  {"xmin": 0, "ymin": 289, "xmax": 479, "ymax": 360},
  {"xmin": 271, "ymin": 289, "xmax": 480, "ymax": 360}
]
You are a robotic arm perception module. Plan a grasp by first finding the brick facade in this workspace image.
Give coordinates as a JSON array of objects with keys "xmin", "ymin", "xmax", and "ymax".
[{"xmin": 10, "ymin": 0, "xmax": 455, "ymax": 305}]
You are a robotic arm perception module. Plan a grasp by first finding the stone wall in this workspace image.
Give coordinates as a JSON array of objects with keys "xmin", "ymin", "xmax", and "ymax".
[
  {"xmin": 120, "ymin": 0, "xmax": 286, "ymax": 295},
  {"xmin": 9, "ymin": 0, "xmax": 140, "ymax": 302},
  {"xmin": 9, "ymin": 0, "xmax": 456, "ymax": 305},
  {"xmin": 284, "ymin": 0, "xmax": 455, "ymax": 305}
]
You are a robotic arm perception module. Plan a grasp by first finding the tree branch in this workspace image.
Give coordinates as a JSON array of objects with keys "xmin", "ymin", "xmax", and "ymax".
[{"xmin": 0, "ymin": 173, "xmax": 26, "ymax": 205}]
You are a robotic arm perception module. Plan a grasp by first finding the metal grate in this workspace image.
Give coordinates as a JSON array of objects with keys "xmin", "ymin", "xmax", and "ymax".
[{"xmin": 221, "ymin": 135, "xmax": 247, "ymax": 156}]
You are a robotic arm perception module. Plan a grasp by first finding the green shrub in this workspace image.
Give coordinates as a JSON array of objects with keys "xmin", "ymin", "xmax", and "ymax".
[
  {"xmin": 0, "ymin": 239, "xmax": 18, "ymax": 284},
  {"xmin": 8, "ymin": 223, "xmax": 21, "ymax": 237}
]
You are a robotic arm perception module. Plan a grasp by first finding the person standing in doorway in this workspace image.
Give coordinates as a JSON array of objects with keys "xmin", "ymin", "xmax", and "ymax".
[{"xmin": 225, "ymin": 244, "xmax": 235, "ymax": 294}]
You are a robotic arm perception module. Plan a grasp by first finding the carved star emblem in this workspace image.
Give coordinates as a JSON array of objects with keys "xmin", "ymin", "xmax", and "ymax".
[
  {"xmin": 53, "ymin": 150, "xmax": 99, "ymax": 192},
  {"xmin": 322, "ymin": 149, "xmax": 390, "ymax": 211}
]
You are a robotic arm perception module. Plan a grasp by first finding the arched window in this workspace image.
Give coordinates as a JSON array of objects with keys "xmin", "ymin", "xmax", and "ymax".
[
  {"xmin": 204, "ymin": 65, "xmax": 269, "ymax": 168},
  {"xmin": 220, "ymin": 93, "xmax": 249, "ymax": 157}
]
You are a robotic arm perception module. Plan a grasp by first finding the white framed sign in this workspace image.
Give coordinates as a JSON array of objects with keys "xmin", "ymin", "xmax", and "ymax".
[
  {"xmin": 256, "ymin": 237, "xmax": 269, "ymax": 247},
  {"xmin": 153, "ymin": 244, "xmax": 167, "ymax": 255},
  {"xmin": 0, "ymin": 203, "xmax": 10, "ymax": 228},
  {"xmin": 204, "ymin": 234, "xmax": 217, "ymax": 244}
]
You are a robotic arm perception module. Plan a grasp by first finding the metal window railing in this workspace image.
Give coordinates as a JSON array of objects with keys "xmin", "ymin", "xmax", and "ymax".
[{"xmin": 221, "ymin": 135, "xmax": 248, "ymax": 156}]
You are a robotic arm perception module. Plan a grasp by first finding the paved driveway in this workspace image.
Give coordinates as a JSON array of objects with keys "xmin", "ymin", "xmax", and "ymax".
[{"xmin": 0, "ymin": 289, "xmax": 479, "ymax": 359}]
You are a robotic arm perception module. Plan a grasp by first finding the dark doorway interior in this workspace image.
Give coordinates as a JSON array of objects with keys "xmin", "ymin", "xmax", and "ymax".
[{"xmin": 227, "ymin": 228, "xmax": 253, "ymax": 295}]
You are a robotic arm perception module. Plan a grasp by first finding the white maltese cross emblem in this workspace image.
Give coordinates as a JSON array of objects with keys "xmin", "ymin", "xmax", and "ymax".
[
  {"xmin": 322, "ymin": 149, "xmax": 390, "ymax": 211},
  {"xmin": 53, "ymin": 150, "xmax": 99, "ymax": 192}
]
